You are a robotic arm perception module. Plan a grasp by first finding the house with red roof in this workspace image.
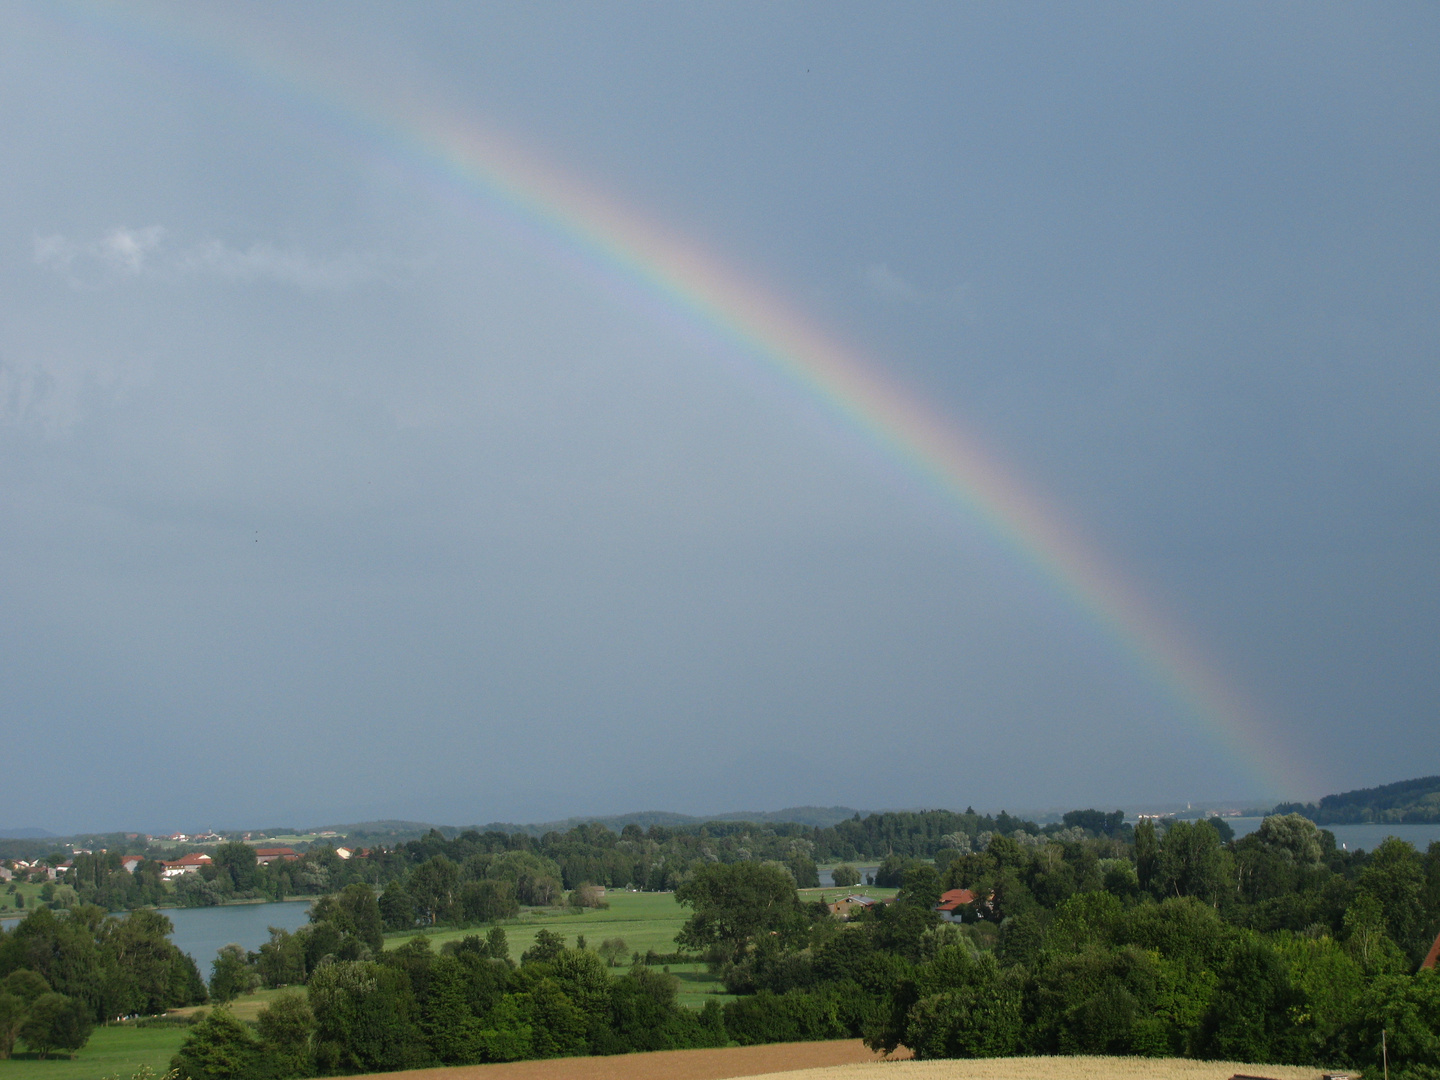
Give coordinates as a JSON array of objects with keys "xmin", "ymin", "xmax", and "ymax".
[
  {"xmin": 254, "ymin": 847, "xmax": 299, "ymax": 865},
  {"xmin": 1423, "ymin": 927, "xmax": 1440, "ymax": 971},
  {"xmin": 936, "ymin": 887, "xmax": 985, "ymax": 922},
  {"xmin": 161, "ymin": 852, "xmax": 212, "ymax": 878}
]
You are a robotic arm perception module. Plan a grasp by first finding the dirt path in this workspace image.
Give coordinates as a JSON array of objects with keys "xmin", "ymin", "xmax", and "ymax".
[{"xmin": 353, "ymin": 1039, "xmax": 907, "ymax": 1080}]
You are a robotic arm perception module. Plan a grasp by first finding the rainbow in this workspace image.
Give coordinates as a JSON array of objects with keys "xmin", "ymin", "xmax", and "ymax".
[{"xmin": 41, "ymin": 4, "xmax": 1309, "ymax": 797}]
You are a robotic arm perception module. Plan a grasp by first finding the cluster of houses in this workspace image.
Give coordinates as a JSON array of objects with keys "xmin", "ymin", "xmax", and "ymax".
[
  {"xmin": 160, "ymin": 847, "xmax": 301, "ymax": 877},
  {"xmin": 824, "ymin": 887, "xmax": 989, "ymax": 922},
  {"xmin": 1, "ymin": 839, "xmax": 381, "ymax": 891}
]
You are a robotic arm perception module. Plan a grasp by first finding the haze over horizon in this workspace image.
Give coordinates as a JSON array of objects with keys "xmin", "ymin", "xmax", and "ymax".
[{"xmin": 3, "ymin": 4, "xmax": 1437, "ymax": 834}]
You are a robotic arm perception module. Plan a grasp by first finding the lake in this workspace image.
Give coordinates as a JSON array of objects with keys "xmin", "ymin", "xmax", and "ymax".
[
  {"xmin": 165, "ymin": 899, "xmax": 314, "ymax": 975},
  {"xmin": 1219, "ymin": 816, "xmax": 1440, "ymax": 851},
  {"xmin": 0, "ymin": 897, "xmax": 315, "ymax": 976}
]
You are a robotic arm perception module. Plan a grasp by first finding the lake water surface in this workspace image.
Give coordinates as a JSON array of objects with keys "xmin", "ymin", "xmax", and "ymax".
[
  {"xmin": 165, "ymin": 899, "xmax": 314, "ymax": 975},
  {"xmin": 1213, "ymin": 817, "xmax": 1440, "ymax": 851}
]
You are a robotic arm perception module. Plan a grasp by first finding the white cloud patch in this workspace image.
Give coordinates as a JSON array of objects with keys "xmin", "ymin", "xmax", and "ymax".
[{"xmin": 34, "ymin": 227, "xmax": 380, "ymax": 290}]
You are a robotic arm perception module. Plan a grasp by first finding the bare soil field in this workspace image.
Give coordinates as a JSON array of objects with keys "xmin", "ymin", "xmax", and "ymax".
[
  {"xmin": 353, "ymin": 1039, "xmax": 904, "ymax": 1080},
  {"xmin": 351, "ymin": 1045, "xmax": 1345, "ymax": 1080},
  {"xmin": 745, "ymin": 1057, "xmax": 1341, "ymax": 1080}
]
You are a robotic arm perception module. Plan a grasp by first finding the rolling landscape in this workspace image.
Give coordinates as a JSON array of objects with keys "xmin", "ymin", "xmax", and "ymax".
[{"xmin": 3, "ymin": 782, "xmax": 1440, "ymax": 1079}]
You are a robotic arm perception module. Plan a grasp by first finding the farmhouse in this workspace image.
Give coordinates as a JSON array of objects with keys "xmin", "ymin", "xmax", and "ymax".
[
  {"xmin": 120, "ymin": 856, "xmax": 144, "ymax": 873},
  {"xmin": 254, "ymin": 846, "xmax": 299, "ymax": 865},
  {"xmin": 828, "ymin": 894, "xmax": 881, "ymax": 918},
  {"xmin": 161, "ymin": 852, "xmax": 213, "ymax": 878},
  {"xmin": 935, "ymin": 887, "xmax": 993, "ymax": 922}
]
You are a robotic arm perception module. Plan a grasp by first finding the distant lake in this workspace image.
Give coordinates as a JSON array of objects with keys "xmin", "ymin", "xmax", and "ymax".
[
  {"xmin": 165, "ymin": 900, "xmax": 314, "ymax": 976},
  {"xmin": 1210, "ymin": 816, "xmax": 1440, "ymax": 851},
  {"xmin": 0, "ymin": 898, "xmax": 315, "ymax": 977},
  {"xmin": 819, "ymin": 865, "xmax": 879, "ymax": 887}
]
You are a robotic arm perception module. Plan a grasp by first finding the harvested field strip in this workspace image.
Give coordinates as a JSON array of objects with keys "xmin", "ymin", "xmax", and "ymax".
[
  {"xmin": 350, "ymin": 1049, "xmax": 1347, "ymax": 1080},
  {"xmin": 351, "ymin": 1038, "xmax": 903, "ymax": 1080},
  {"xmin": 747, "ymin": 1058, "xmax": 1341, "ymax": 1080}
]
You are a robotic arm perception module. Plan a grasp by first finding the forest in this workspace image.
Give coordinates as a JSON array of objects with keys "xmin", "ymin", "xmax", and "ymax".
[{"xmin": 1276, "ymin": 775, "xmax": 1440, "ymax": 826}]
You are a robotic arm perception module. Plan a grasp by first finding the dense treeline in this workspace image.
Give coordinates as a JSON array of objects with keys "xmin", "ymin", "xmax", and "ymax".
[
  {"xmin": 0, "ymin": 904, "xmax": 207, "ymax": 1058},
  {"xmin": 699, "ymin": 815, "xmax": 1440, "ymax": 1077}
]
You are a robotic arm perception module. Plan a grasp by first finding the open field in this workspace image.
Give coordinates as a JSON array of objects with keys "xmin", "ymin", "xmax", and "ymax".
[
  {"xmin": 167, "ymin": 986, "xmax": 299, "ymax": 1022},
  {"xmin": 345, "ymin": 1047, "xmax": 1345, "ymax": 1080},
  {"xmin": 352, "ymin": 1038, "xmax": 902, "ymax": 1080},
  {"xmin": 0, "ymin": 1025, "xmax": 187, "ymax": 1080},
  {"xmin": 389, "ymin": 890, "xmax": 691, "ymax": 958},
  {"xmin": 747, "ymin": 1059, "xmax": 1344, "ymax": 1080},
  {"xmin": 0, "ymin": 882, "xmax": 47, "ymax": 917},
  {"xmin": 387, "ymin": 891, "xmax": 732, "ymax": 1007},
  {"xmin": 384, "ymin": 886, "xmax": 898, "ymax": 1009}
]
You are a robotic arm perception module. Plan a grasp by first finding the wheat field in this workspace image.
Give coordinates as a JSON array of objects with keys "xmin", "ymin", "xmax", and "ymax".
[{"xmin": 742, "ymin": 1057, "xmax": 1342, "ymax": 1080}]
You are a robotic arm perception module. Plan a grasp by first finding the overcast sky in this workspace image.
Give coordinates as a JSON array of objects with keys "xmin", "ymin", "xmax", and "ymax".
[{"xmin": 2, "ymin": 3, "xmax": 1436, "ymax": 833}]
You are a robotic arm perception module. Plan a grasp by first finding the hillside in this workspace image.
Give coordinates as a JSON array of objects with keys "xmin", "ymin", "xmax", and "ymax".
[{"xmin": 1275, "ymin": 774, "xmax": 1440, "ymax": 824}]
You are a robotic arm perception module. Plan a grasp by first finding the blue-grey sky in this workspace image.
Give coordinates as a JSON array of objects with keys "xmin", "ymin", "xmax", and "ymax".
[{"xmin": 2, "ymin": 3, "xmax": 1436, "ymax": 833}]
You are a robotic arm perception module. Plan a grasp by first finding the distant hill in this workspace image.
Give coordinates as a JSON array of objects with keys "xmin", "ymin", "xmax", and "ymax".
[
  {"xmin": 299, "ymin": 807, "xmax": 865, "ymax": 843},
  {"xmin": 477, "ymin": 806, "xmax": 866, "ymax": 837},
  {"xmin": 0, "ymin": 827, "xmax": 55, "ymax": 839},
  {"xmin": 1275, "ymin": 775, "xmax": 1440, "ymax": 825}
]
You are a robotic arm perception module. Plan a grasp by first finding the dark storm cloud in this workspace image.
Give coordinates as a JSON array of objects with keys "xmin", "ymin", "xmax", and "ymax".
[{"xmin": 0, "ymin": 3, "xmax": 1436, "ymax": 832}]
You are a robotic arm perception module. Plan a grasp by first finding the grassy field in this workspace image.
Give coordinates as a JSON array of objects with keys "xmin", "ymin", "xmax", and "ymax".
[
  {"xmin": 0, "ymin": 1025, "xmax": 187, "ymax": 1080},
  {"xmin": 167, "ymin": 986, "xmax": 299, "ymax": 1022},
  {"xmin": 385, "ymin": 890, "xmax": 733, "ymax": 1008},
  {"xmin": 0, "ymin": 882, "xmax": 47, "ymax": 917}
]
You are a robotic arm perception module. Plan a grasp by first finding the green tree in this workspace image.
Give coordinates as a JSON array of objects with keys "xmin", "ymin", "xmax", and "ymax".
[
  {"xmin": 486, "ymin": 925, "xmax": 512, "ymax": 965},
  {"xmin": 676, "ymin": 861, "xmax": 806, "ymax": 966},
  {"xmin": 1156, "ymin": 820, "xmax": 1228, "ymax": 903},
  {"xmin": 830, "ymin": 865, "xmax": 861, "ymax": 888},
  {"xmin": 1134, "ymin": 820, "xmax": 1160, "ymax": 893},
  {"xmin": 409, "ymin": 856, "xmax": 461, "ymax": 925},
  {"xmin": 459, "ymin": 879, "xmax": 519, "ymax": 924},
  {"xmin": 0, "ymin": 992, "xmax": 25, "ymax": 1059},
  {"xmin": 208, "ymin": 944, "xmax": 258, "ymax": 1004},
  {"xmin": 902, "ymin": 952, "xmax": 1022, "ymax": 1058},
  {"xmin": 379, "ymin": 879, "xmax": 416, "ymax": 932},
  {"xmin": 311, "ymin": 883, "xmax": 384, "ymax": 953},
  {"xmin": 255, "ymin": 928, "xmax": 307, "ymax": 988},
  {"xmin": 255, "ymin": 990, "xmax": 315, "ymax": 1079},
  {"xmin": 1358, "ymin": 838, "xmax": 1427, "ymax": 959},
  {"xmin": 211, "ymin": 844, "xmax": 257, "ymax": 893},
  {"xmin": 171, "ymin": 1007, "xmax": 259, "ymax": 1080},
  {"xmin": 522, "ymin": 929, "xmax": 567, "ymax": 966},
  {"xmin": 18, "ymin": 992, "xmax": 92, "ymax": 1059}
]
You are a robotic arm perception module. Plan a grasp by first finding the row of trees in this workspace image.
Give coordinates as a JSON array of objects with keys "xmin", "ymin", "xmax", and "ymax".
[{"xmin": 172, "ymin": 931, "xmax": 734, "ymax": 1078}]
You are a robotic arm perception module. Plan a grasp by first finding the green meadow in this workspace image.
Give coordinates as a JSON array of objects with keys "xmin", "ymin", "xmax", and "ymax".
[
  {"xmin": 0, "ymin": 1025, "xmax": 187, "ymax": 1080},
  {"xmin": 384, "ymin": 885, "xmax": 898, "ymax": 1010}
]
